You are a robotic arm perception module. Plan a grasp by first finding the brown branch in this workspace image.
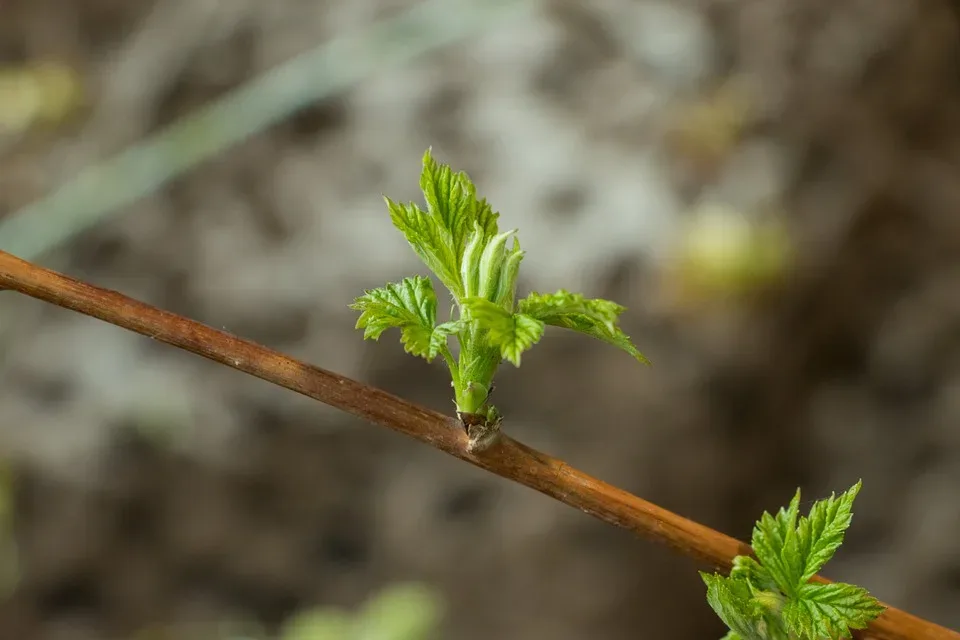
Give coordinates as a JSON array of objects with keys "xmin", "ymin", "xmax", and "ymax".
[{"xmin": 0, "ymin": 248, "xmax": 955, "ymax": 640}]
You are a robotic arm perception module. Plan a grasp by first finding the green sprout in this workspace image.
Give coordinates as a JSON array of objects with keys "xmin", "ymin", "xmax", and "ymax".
[
  {"xmin": 700, "ymin": 481, "xmax": 885, "ymax": 640},
  {"xmin": 350, "ymin": 149, "xmax": 648, "ymax": 450}
]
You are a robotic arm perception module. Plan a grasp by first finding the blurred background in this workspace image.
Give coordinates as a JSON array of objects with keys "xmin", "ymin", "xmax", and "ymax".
[{"xmin": 0, "ymin": 0, "xmax": 959, "ymax": 638}]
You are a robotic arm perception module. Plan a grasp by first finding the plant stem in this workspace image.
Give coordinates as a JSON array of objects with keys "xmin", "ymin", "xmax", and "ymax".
[
  {"xmin": 439, "ymin": 344, "xmax": 460, "ymax": 393},
  {"xmin": 0, "ymin": 249, "xmax": 955, "ymax": 640}
]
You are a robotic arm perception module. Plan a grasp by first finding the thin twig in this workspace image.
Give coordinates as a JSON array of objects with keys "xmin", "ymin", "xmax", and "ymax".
[{"xmin": 0, "ymin": 249, "xmax": 955, "ymax": 640}]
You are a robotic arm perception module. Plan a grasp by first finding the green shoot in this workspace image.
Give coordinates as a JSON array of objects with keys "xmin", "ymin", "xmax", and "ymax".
[
  {"xmin": 351, "ymin": 149, "xmax": 648, "ymax": 450},
  {"xmin": 700, "ymin": 481, "xmax": 885, "ymax": 640}
]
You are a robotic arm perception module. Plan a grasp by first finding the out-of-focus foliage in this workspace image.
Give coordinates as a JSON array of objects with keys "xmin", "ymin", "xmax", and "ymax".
[
  {"xmin": 0, "ymin": 61, "xmax": 84, "ymax": 136},
  {"xmin": 659, "ymin": 203, "xmax": 794, "ymax": 309},
  {"xmin": 134, "ymin": 582, "xmax": 443, "ymax": 640},
  {"xmin": 656, "ymin": 77, "xmax": 795, "ymax": 312},
  {"xmin": 666, "ymin": 77, "xmax": 754, "ymax": 167},
  {"xmin": 279, "ymin": 582, "xmax": 443, "ymax": 640}
]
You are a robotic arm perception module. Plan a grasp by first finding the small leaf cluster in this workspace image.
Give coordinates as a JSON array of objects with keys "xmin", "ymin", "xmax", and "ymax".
[
  {"xmin": 701, "ymin": 481, "xmax": 885, "ymax": 640},
  {"xmin": 351, "ymin": 149, "xmax": 647, "ymax": 430}
]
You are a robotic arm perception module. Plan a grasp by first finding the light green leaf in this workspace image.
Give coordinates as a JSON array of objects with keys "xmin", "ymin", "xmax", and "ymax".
[
  {"xmin": 420, "ymin": 148, "xmax": 483, "ymax": 261},
  {"xmin": 796, "ymin": 481, "xmax": 861, "ymax": 583},
  {"xmin": 406, "ymin": 149, "xmax": 500, "ymax": 300},
  {"xmin": 730, "ymin": 556, "xmax": 779, "ymax": 594},
  {"xmin": 780, "ymin": 526, "xmax": 805, "ymax": 597},
  {"xmin": 775, "ymin": 489, "xmax": 802, "ymax": 543},
  {"xmin": 460, "ymin": 221, "xmax": 486, "ymax": 298},
  {"xmin": 461, "ymin": 297, "xmax": 544, "ymax": 367},
  {"xmin": 386, "ymin": 198, "xmax": 462, "ymax": 298},
  {"xmin": 477, "ymin": 229, "xmax": 511, "ymax": 300},
  {"xmin": 751, "ymin": 519, "xmax": 795, "ymax": 596},
  {"xmin": 350, "ymin": 276, "xmax": 440, "ymax": 361},
  {"xmin": 700, "ymin": 573, "xmax": 766, "ymax": 640},
  {"xmin": 750, "ymin": 490, "xmax": 803, "ymax": 596},
  {"xmin": 517, "ymin": 290, "xmax": 649, "ymax": 363},
  {"xmin": 782, "ymin": 582, "xmax": 884, "ymax": 640},
  {"xmin": 477, "ymin": 229, "xmax": 518, "ymax": 302},
  {"xmin": 473, "ymin": 196, "xmax": 500, "ymax": 242},
  {"xmin": 494, "ymin": 236, "xmax": 524, "ymax": 308},
  {"xmin": 460, "ymin": 224, "xmax": 523, "ymax": 307},
  {"xmin": 750, "ymin": 589, "xmax": 786, "ymax": 616}
]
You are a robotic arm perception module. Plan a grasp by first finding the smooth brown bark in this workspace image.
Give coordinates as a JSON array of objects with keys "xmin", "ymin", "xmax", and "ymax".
[{"xmin": 0, "ymin": 249, "xmax": 956, "ymax": 640}]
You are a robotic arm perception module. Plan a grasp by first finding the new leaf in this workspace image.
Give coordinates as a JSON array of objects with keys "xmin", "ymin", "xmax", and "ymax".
[
  {"xmin": 350, "ymin": 276, "xmax": 451, "ymax": 362},
  {"xmin": 730, "ymin": 556, "xmax": 779, "ymax": 594},
  {"xmin": 782, "ymin": 582, "xmax": 885, "ymax": 640},
  {"xmin": 386, "ymin": 199, "xmax": 463, "ymax": 299},
  {"xmin": 518, "ymin": 290, "xmax": 649, "ymax": 363},
  {"xmin": 796, "ymin": 481, "xmax": 861, "ymax": 583},
  {"xmin": 390, "ymin": 150, "xmax": 501, "ymax": 299},
  {"xmin": 751, "ymin": 489, "xmax": 803, "ymax": 596},
  {"xmin": 461, "ymin": 297, "xmax": 544, "ymax": 367},
  {"xmin": 701, "ymin": 573, "xmax": 766, "ymax": 640},
  {"xmin": 751, "ymin": 482, "xmax": 862, "ymax": 598},
  {"xmin": 420, "ymin": 148, "xmax": 499, "ymax": 263}
]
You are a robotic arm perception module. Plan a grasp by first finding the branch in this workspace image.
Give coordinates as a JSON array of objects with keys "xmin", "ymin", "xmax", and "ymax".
[{"xmin": 0, "ymin": 249, "xmax": 955, "ymax": 640}]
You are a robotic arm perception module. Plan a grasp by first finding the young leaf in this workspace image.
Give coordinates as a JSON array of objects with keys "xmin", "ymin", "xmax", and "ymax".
[
  {"xmin": 494, "ymin": 236, "xmax": 524, "ymax": 308},
  {"xmin": 460, "ymin": 224, "xmax": 523, "ymax": 306},
  {"xmin": 751, "ymin": 497, "xmax": 804, "ymax": 596},
  {"xmin": 460, "ymin": 222, "xmax": 486, "ymax": 298},
  {"xmin": 730, "ymin": 556, "xmax": 779, "ymax": 594},
  {"xmin": 518, "ymin": 289, "xmax": 618, "ymax": 326},
  {"xmin": 461, "ymin": 297, "xmax": 544, "ymax": 367},
  {"xmin": 390, "ymin": 151, "xmax": 503, "ymax": 300},
  {"xmin": 420, "ymin": 148, "xmax": 483, "ymax": 261},
  {"xmin": 477, "ymin": 229, "xmax": 521, "ymax": 303},
  {"xmin": 781, "ymin": 582, "xmax": 885, "ymax": 640},
  {"xmin": 774, "ymin": 489, "xmax": 802, "ymax": 543},
  {"xmin": 473, "ymin": 196, "xmax": 501, "ymax": 244},
  {"xmin": 518, "ymin": 290, "xmax": 649, "ymax": 363},
  {"xmin": 701, "ymin": 573, "xmax": 765, "ymax": 640},
  {"xmin": 796, "ymin": 481, "xmax": 861, "ymax": 583},
  {"xmin": 350, "ymin": 276, "xmax": 440, "ymax": 361},
  {"xmin": 418, "ymin": 150, "xmax": 501, "ymax": 289},
  {"xmin": 386, "ymin": 198, "xmax": 463, "ymax": 297}
]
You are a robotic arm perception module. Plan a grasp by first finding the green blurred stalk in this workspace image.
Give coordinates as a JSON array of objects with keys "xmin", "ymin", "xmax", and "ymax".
[{"xmin": 0, "ymin": 0, "xmax": 528, "ymax": 261}]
